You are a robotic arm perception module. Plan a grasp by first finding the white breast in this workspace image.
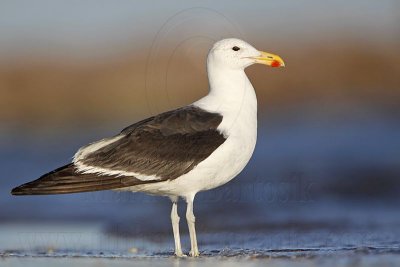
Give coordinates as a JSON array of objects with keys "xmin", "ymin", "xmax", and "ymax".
[{"xmin": 188, "ymin": 71, "xmax": 258, "ymax": 192}]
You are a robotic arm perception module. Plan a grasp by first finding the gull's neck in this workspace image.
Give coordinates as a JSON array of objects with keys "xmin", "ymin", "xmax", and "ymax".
[{"xmin": 193, "ymin": 61, "xmax": 258, "ymax": 136}]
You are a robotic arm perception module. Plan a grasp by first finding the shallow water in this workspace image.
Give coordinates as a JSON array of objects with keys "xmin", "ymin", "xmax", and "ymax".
[
  {"xmin": 2, "ymin": 254, "xmax": 399, "ymax": 267},
  {"xmin": 2, "ymin": 245, "xmax": 400, "ymax": 267},
  {"xmin": 1, "ymin": 200, "xmax": 400, "ymax": 266},
  {"xmin": 1, "ymin": 115, "xmax": 400, "ymax": 266}
]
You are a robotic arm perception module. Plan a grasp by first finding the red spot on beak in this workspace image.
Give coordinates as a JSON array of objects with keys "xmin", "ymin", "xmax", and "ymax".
[{"xmin": 271, "ymin": 60, "xmax": 281, "ymax": 68}]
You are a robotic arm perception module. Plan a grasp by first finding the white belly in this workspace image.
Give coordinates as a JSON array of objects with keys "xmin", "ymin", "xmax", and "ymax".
[{"xmin": 190, "ymin": 130, "xmax": 257, "ymax": 191}]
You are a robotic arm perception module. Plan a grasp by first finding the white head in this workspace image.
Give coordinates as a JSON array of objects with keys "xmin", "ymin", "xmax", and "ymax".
[{"xmin": 207, "ymin": 38, "xmax": 285, "ymax": 70}]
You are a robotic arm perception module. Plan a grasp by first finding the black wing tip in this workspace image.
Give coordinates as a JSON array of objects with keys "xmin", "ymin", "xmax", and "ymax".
[
  {"xmin": 11, "ymin": 182, "xmax": 40, "ymax": 195},
  {"xmin": 10, "ymin": 164, "xmax": 75, "ymax": 196},
  {"xmin": 11, "ymin": 185, "xmax": 28, "ymax": 196}
]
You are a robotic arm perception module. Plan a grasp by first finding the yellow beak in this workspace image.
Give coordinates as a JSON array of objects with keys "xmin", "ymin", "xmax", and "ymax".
[{"xmin": 250, "ymin": 51, "xmax": 285, "ymax": 68}]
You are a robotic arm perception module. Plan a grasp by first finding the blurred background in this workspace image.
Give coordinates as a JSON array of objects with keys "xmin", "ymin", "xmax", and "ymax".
[{"xmin": 0, "ymin": 0, "xmax": 399, "ymax": 256}]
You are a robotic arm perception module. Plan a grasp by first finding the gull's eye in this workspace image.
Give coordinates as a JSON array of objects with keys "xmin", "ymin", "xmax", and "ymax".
[{"xmin": 232, "ymin": 46, "xmax": 240, "ymax": 51}]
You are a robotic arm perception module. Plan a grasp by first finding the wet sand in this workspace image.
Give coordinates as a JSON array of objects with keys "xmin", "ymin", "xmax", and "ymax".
[
  {"xmin": 2, "ymin": 249, "xmax": 400, "ymax": 267},
  {"xmin": 1, "ymin": 209, "xmax": 400, "ymax": 267}
]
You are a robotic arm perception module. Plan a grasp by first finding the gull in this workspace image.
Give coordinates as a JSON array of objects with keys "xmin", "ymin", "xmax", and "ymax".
[{"xmin": 11, "ymin": 38, "xmax": 285, "ymax": 257}]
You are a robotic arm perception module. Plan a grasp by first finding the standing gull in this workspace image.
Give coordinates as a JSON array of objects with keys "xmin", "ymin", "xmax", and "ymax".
[{"xmin": 11, "ymin": 38, "xmax": 285, "ymax": 257}]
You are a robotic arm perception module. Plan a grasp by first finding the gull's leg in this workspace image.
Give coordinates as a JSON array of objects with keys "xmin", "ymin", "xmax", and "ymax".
[
  {"xmin": 170, "ymin": 197, "xmax": 185, "ymax": 257},
  {"xmin": 186, "ymin": 195, "xmax": 199, "ymax": 257}
]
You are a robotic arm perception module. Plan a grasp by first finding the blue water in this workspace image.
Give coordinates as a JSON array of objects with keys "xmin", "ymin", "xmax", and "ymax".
[{"xmin": 1, "ymin": 112, "xmax": 399, "ymax": 263}]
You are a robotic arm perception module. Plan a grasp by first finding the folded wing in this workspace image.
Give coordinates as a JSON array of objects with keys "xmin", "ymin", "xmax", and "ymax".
[{"xmin": 12, "ymin": 106, "xmax": 226, "ymax": 195}]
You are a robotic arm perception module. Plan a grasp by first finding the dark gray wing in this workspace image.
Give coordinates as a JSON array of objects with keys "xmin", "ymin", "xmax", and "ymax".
[
  {"xmin": 80, "ymin": 106, "xmax": 226, "ymax": 180},
  {"xmin": 11, "ymin": 106, "xmax": 226, "ymax": 195},
  {"xmin": 11, "ymin": 164, "xmax": 155, "ymax": 195}
]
